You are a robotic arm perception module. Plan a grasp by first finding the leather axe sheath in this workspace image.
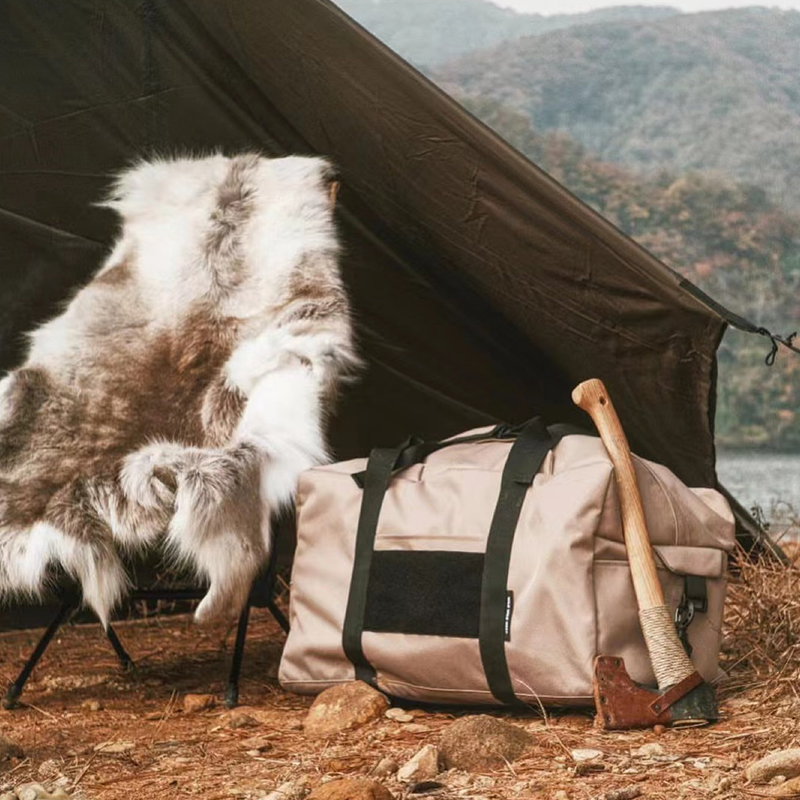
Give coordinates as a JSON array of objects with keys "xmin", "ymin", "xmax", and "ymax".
[{"xmin": 572, "ymin": 378, "xmax": 718, "ymax": 729}]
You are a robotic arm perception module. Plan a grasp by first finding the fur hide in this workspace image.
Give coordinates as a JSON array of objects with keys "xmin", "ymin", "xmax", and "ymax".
[{"xmin": 0, "ymin": 153, "xmax": 359, "ymax": 625}]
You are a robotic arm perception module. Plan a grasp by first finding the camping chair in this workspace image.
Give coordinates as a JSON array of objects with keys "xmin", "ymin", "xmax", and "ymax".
[{"xmin": 3, "ymin": 537, "xmax": 289, "ymax": 710}]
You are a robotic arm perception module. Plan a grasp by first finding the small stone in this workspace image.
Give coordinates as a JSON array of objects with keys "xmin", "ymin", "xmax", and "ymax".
[
  {"xmin": 81, "ymin": 699, "xmax": 102, "ymax": 712},
  {"xmin": 653, "ymin": 724, "xmax": 666, "ymax": 736},
  {"xmin": 94, "ymin": 740, "xmax": 135, "ymax": 754},
  {"xmin": 552, "ymin": 792, "xmax": 569, "ymax": 800},
  {"xmin": 307, "ymin": 778, "xmax": 394, "ymax": 800},
  {"xmin": 717, "ymin": 777, "xmax": 732, "ymax": 792},
  {"xmin": 385, "ymin": 708, "xmax": 414, "ymax": 723},
  {"xmin": 633, "ymin": 742, "xmax": 665, "ymax": 758},
  {"xmin": 303, "ymin": 682, "xmax": 389, "ymax": 737},
  {"xmin": 17, "ymin": 785, "xmax": 48, "ymax": 800},
  {"xmin": 0, "ymin": 737, "xmax": 24, "ymax": 762},
  {"xmin": 398, "ymin": 745, "xmax": 440, "ymax": 783},
  {"xmin": 0, "ymin": 793, "xmax": 15, "ymax": 800},
  {"xmin": 229, "ymin": 709, "xmax": 259, "ymax": 729},
  {"xmin": 260, "ymin": 780, "xmax": 308, "ymax": 800},
  {"xmin": 241, "ymin": 736, "xmax": 273, "ymax": 752},
  {"xmin": 439, "ymin": 716, "xmax": 532, "ymax": 771},
  {"xmin": 37, "ymin": 760, "xmax": 60, "ymax": 779},
  {"xmin": 604, "ymin": 788, "xmax": 642, "ymax": 800},
  {"xmin": 16, "ymin": 785, "xmax": 70, "ymax": 800},
  {"xmin": 571, "ymin": 748, "xmax": 603, "ymax": 762},
  {"xmin": 575, "ymin": 762, "xmax": 605, "ymax": 777},
  {"xmin": 183, "ymin": 693, "xmax": 217, "ymax": 714},
  {"xmin": 372, "ymin": 757, "xmax": 399, "ymax": 777},
  {"xmin": 760, "ymin": 777, "xmax": 800, "ymax": 797},
  {"xmin": 746, "ymin": 750, "xmax": 800, "ymax": 785},
  {"xmin": 403, "ymin": 724, "xmax": 430, "ymax": 734}
]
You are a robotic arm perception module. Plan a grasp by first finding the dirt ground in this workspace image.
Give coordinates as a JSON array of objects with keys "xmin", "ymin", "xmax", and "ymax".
[{"xmin": 0, "ymin": 562, "xmax": 798, "ymax": 800}]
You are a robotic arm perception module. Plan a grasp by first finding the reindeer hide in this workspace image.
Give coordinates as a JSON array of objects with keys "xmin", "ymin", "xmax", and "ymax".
[{"xmin": 0, "ymin": 153, "xmax": 359, "ymax": 624}]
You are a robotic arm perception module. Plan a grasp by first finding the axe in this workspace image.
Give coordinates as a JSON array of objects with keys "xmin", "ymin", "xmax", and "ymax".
[{"xmin": 572, "ymin": 378, "xmax": 718, "ymax": 730}]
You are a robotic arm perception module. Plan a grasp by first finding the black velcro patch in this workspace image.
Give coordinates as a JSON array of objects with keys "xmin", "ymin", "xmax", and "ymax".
[{"xmin": 363, "ymin": 550, "xmax": 483, "ymax": 638}]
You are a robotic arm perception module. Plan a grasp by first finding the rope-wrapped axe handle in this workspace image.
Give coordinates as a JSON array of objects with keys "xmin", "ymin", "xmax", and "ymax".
[{"xmin": 572, "ymin": 378, "xmax": 696, "ymax": 689}]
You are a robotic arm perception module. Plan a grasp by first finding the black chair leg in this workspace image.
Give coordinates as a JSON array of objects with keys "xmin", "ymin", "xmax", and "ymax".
[
  {"xmin": 4, "ymin": 597, "xmax": 78, "ymax": 709},
  {"xmin": 104, "ymin": 623, "xmax": 134, "ymax": 671},
  {"xmin": 224, "ymin": 604, "xmax": 250, "ymax": 709},
  {"xmin": 267, "ymin": 598, "xmax": 289, "ymax": 634}
]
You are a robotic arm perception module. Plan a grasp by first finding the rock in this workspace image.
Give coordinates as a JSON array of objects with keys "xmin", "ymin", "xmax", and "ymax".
[
  {"xmin": 81, "ymin": 699, "xmax": 102, "ymax": 712},
  {"xmin": 571, "ymin": 748, "xmax": 603, "ymax": 762},
  {"xmin": 746, "ymin": 749, "xmax": 800, "ymax": 784},
  {"xmin": 439, "ymin": 716, "xmax": 532, "ymax": 771},
  {"xmin": 228, "ymin": 709, "xmax": 259, "ymax": 729},
  {"xmin": 552, "ymin": 792, "xmax": 569, "ymax": 800},
  {"xmin": 372, "ymin": 757, "xmax": 399, "ymax": 777},
  {"xmin": 15, "ymin": 785, "xmax": 70, "ymax": 800},
  {"xmin": 0, "ymin": 738, "xmax": 24, "ymax": 762},
  {"xmin": 604, "ymin": 788, "xmax": 642, "ymax": 800},
  {"xmin": 759, "ymin": 777, "xmax": 800, "ymax": 797},
  {"xmin": 307, "ymin": 779, "xmax": 394, "ymax": 800},
  {"xmin": 37, "ymin": 761, "xmax": 59, "ymax": 780},
  {"xmin": 385, "ymin": 708, "xmax": 414, "ymax": 723},
  {"xmin": 16, "ymin": 786, "xmax": 47, "ymax": 800},
  {"xmin": 397, "ymin": 745, "xmax": 440, "ymax": 783},
  {"xmin": 303, "ymin": 682, "xmax": 389, "ymax": 737},
  {"xmin": 402, "ymin": 724, "xmax": 430, "ymax": 734},
  {"xmin": 240, "ymin": 736, "xmax": 273, "ymax": 752},
  {"xmin": 260, "ymin": 780, "xmax": 309, "ymax": 800},
  {"xmin": 183, "ymin": 693, "xmax": 217, "ymax": 714},
  {"xmin": 633, "ymin": 742, "xmax": 665, "ymax": 758},
  {"xmin": 94, "ymin": 740, "xmax": 135, "ymax": 754},
  {"xmin": 0, "ymin": 793, "xmax": 15, "ymax": 800}
]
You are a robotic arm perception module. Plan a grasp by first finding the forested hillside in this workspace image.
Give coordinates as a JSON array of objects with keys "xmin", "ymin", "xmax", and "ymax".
[
  {"xmin": 462, "ymin": 97, "xmax": 800, "ymax": 449},
  {"xmin": 435, "ymin": 7, "xmax": 800, "ymax": 211},
  {"xmin": 335, "ymin": 0, "xmax": 678, "ymax": 67}
]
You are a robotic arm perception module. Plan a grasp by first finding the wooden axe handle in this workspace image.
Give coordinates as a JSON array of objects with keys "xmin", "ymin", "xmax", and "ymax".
[
  {"xmin": 572, "ymin": 379, "xmax": 663, "ymax": 610},
  {"xmin": 573, "ymin": 378, "xmax": 696, "ymax": 689}
]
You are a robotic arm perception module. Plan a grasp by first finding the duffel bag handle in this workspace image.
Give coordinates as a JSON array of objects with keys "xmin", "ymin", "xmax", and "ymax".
[{"xmin": 350, "ymin": 422, "xmax": 529, "ymax": 488}]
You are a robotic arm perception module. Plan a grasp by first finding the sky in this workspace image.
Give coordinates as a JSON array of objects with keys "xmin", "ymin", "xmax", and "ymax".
[{"xmin": 495, "ymin": 0, "xmax": 800, "ymax": 14}]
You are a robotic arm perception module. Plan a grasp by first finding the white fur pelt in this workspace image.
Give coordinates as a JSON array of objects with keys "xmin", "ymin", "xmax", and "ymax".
[{"xmin": 0, "ymin": 153, "xmax": 359, "ymax": 625}]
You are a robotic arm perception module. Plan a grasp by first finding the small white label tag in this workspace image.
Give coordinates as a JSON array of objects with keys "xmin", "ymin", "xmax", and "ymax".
[{"xmin": 504, "ymin": 591, "xmax": 514, "ymax": 641}]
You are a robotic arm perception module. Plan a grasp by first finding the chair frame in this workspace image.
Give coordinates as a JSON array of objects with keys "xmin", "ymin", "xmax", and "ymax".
[{"xmin": 3, "ymin": 559, "xmax": 289, "ymax": 710}]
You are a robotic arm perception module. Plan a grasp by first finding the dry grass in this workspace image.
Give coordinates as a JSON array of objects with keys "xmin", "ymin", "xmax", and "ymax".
[{"xmin": 722, "ymin": 541, "xmax": 800, "ymax": 701}]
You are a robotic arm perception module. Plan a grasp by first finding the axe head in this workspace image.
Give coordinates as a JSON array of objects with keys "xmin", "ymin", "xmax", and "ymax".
[{"xmin": 593, "ymin": 656, "xmax": 718, "ymax": 730}]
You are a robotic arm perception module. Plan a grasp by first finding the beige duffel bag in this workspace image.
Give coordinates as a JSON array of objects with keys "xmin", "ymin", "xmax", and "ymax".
[{"xmin": 279, "ymin": 420, "xmax": 736, "ymax": 706}]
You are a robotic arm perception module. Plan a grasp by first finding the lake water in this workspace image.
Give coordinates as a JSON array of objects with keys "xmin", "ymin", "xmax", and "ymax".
[{"xmin": 716, "ymin": 450, "xmax": 800, "ymax": 535}]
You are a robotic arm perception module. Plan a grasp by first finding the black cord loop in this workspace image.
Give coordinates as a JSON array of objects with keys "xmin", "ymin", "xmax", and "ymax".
[{"xmin": 757, "ymin": 328, "xmax": 798, "ymax": 366}]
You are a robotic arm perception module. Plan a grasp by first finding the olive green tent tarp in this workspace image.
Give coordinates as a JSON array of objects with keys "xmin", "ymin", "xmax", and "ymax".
[{"xmin": 0, "ymin": 0, "xmax": 769, "ymax": 606}]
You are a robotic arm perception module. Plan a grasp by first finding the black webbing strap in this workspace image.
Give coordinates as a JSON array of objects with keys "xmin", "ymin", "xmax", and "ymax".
[
  {"xmin": 478, "ymin": 418, "xmax": 557, "ymax": 704},
  {"xmin": 350, "ymin": 424, "xmax": 521, "ymax": 488},
  {"xmin": 685, "ymin": 574, "xmax": 708, "ymax": 613},
  {"xmin": 342, "ymin": 445, "xmax": 405, "ymax": 685}
]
